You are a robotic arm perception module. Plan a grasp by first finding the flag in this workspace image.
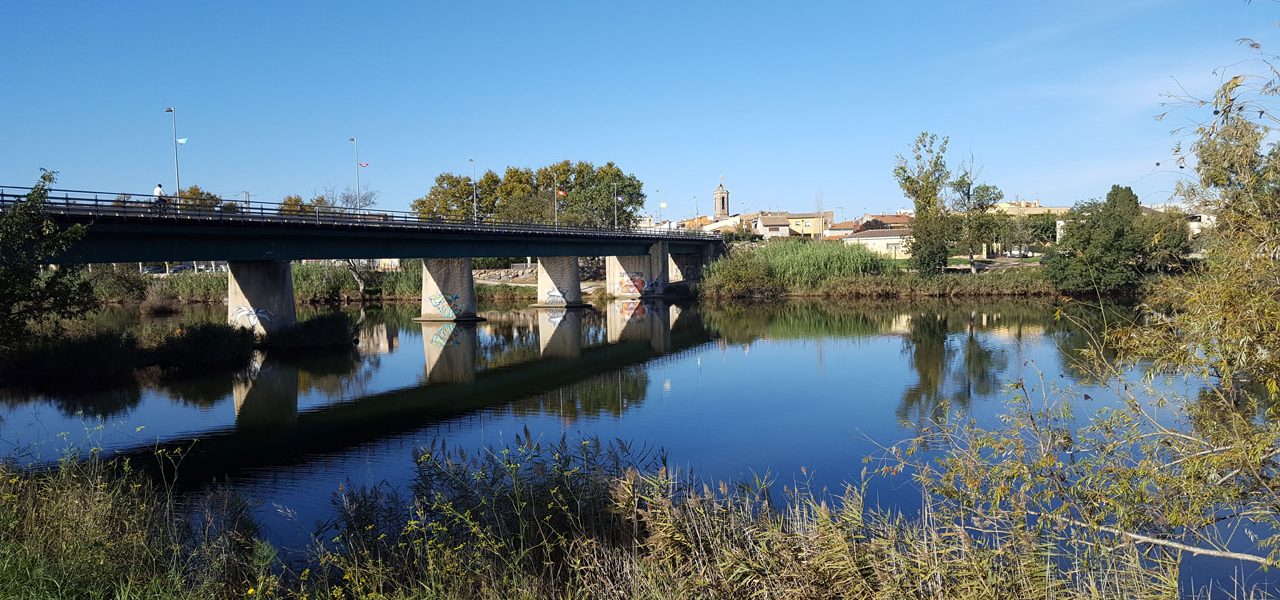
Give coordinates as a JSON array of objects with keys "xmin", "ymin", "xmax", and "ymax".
[
  {"xmin": 556, "ymin": 189, "xmax": 567, "ymax": 197},
  {"xmin": 358, "ymin": 162, "xmax": 369, "ymax": 168},
  {"xmin": 176, "ymin": 138, "xmax": 188, "ymax": 145}
]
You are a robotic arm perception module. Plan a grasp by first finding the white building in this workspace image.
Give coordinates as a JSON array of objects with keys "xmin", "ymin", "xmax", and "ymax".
[{"xmin": 842, "ymin": 228, "xmax": 913, "ymax": 259}]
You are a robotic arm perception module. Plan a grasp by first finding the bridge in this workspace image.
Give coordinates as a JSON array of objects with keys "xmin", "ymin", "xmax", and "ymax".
[{"xmin": 1, "ymin": 186, "xmax": 723, "ymax": 332}]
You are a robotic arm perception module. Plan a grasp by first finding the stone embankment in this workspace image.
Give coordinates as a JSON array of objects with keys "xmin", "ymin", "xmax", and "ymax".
[{"xmin": 473, "ymin": 261, "xmax": 605, "ymax": 286}]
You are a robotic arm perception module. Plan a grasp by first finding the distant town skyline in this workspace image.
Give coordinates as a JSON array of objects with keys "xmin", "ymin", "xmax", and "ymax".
[{"xmin": 2, "ymin": 1, "xmax": 1274, "ymax": 221}]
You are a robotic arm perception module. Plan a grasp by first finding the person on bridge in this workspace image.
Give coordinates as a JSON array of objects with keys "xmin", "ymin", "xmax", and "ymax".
[{"xmin": 151, "ymin": 183, "xmax": 170, "ymax": 214}]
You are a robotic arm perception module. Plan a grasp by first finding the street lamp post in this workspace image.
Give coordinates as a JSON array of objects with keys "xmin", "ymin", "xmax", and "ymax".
[
  {"xmin": 163, "ymin": 107, "xmax": 181, "ymax": 198},
  {"xmin": 612, "ymin": 182, "xmax": 619, "ymax": 229},
  {"xmin": 349, "ymin": 137, "xmax": 361, "ymax": 211},
  {"xmin": 470, "ymin": 158, "xmax": 477, "ymax": 221}
]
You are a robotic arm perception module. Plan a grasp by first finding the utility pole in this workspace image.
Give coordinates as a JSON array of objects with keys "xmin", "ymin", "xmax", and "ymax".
[
  {"xmin": 164, "ymin": 107, "xmax": 181, "ymax": 199},
  {"xmin": 349, "ymin": 137, "xmax": 361, "ymax": 212},
  {"xmin": 612, "ymin": 181, "xmax": 619, "ymax": 229},
  {"xmin": 471, "ymin": 158, "xmax": 479, "ymax": 221},
  {"xmin": 553, "ymin": 173, "xmax": 559, "ymax": 226}
]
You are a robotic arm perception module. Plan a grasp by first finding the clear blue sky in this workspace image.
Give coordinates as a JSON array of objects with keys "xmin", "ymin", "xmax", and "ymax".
[{"xmin": 2, "ymin": 1, "xmax": 1274, "ymax": 221}]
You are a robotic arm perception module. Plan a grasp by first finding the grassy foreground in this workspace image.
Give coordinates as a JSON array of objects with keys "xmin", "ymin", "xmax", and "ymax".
[
  {"xmin": 0, "ymin": 437, "xmax": 1207, "ymax": 600},
  {"xmin": 700, "ymin": 241, "xmax": 1056, "ymax": 301}
]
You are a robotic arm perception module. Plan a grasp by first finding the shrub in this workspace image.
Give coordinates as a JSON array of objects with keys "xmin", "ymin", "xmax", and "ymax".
[
  {"xmin": 88, "ymin": 268, "xmax": 149, "ymax": 303},
  {"xmin": 475, "ymin": 283, "xmax": 536, "ymax": 305},
  {"xmin": 167, "ymin": 272, "xmax": 227, "ymax": 302},
  {"xmin": 140, "ymin": 284, "xmax": 180, "ymax": 315},
  {"xmin": 291, "ymin": 263, "xmax": 351, "ymax": 303},
  {"xmin": 701, "ymin": 252, "xmax": 784, "ymax": 301}
]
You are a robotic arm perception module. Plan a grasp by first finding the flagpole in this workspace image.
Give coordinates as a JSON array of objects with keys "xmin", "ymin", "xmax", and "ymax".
[
  {"xmin": 349, "ymin": 137, "xmax": 360, "ymax": 211},
  {"xmin": 165, "ymin": 107, "xmax": 180, "ymax": 199}
]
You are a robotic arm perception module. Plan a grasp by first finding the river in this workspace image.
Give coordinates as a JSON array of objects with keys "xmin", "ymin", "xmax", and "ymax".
[{"xmin": 0, "ymin": 298, "xmax": 1267, "ymax": 591}]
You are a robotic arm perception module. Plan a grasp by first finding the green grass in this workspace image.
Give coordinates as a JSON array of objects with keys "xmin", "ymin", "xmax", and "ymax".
[{"xmin": 701, "ymin": 242, "xmax": 1058, "ymax": 300}]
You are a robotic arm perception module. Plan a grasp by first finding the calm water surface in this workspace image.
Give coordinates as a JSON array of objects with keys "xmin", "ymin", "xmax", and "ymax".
[{"xmin": 3, "ymin": 299, "xmax": 1261, "ymax": 590}]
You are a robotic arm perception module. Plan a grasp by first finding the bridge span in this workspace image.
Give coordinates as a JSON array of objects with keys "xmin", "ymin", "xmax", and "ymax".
[{"xmin": 2, "ymin": 186, "xmax": 724, "ymax": 333}]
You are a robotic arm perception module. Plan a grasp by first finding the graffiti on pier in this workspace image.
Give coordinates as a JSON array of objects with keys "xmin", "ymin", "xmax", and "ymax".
[
  {"xmin": 544, "ymin": 288, "xmax": 567, "ymax": 306},
  {"xmin": 428, "ymin": 292, "xmax": 461, "ymax": 319},
  {"xmin": 232, "ymin": 307, "xmax": 276, "ymax": 329},
  {"xmin": 618, "ymin": 271, "xmax": 645, "ymax": 295}
]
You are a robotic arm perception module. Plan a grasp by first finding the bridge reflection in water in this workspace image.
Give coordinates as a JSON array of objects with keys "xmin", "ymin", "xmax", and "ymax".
[{"xmin": 197, "ymin": 299, "xmax": 705, "ymax": 485}]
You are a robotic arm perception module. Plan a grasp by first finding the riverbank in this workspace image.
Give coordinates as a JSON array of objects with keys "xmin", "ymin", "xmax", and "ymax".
[
  {"xmin": 0, "ymin": 438, "xmax": 1182, "ymax": 600},
  {"xmin": 699, "ymin": 241, "xmax": 1059, "ymax": 300},
  {"xmin": 89, "ymin": 263, "xmax": 538, "ymax": 308}
]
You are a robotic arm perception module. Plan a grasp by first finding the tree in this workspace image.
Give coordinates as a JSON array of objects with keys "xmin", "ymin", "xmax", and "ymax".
[
  {"xmin": 411, "ymin": 173, "xmax": 475, "ymax": 220},
  {"xmin": 0, "ymin": 171, "xmax": 95, "ymax": 354},
  {"xmin": 893, "ymin": 132, "xmax": 952, "ymax": 274},
  {"xmin": 492, "ymin": 167, "xmax": 544, "ymax": 223},
  {"xmin": 177, "ymin": 185, "xmax": 221, "ymax": 210},
  {"xmin": 1133, "ymin": 208, "xmax": 1191, "ymax": 273},
  {"xmin": 1044, "ymin": 185, "xmax": 1145, "ymax": 294},
  {"xmin": 414, "ymin": 161, "xmax": 648, "ymax": 227},
  {"xmin": 338, "ymin": 187, "xmax": 378, "ymax": 214},
  {"xmin": 857, "ymin": 218, "xmax": 887, "ymax": 232},
  {"xmin": 949, "ymin": 162, "xmax": 1003, "ymax": 273},
  {"xmin": 279, "ymin": 194, "xmax": 306, "ymax": 215}
]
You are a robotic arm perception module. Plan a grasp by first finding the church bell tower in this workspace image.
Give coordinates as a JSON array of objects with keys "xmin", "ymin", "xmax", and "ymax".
[{"xmin": 713, "ymin": 179, "xmax": 729, "ymax": 219}]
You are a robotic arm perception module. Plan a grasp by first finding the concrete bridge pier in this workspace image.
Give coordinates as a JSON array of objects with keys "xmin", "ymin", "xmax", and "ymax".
[
  {"xmin": 606, "ymin": 242, "xmax": 669, "ymax": 298},
  {"xmin": 421, "ymin": 322, "xmax": 478, "ymax": 384},
  {"xmin": 419, "ymin": 258, "xmax": 483, "ymax": 322},
  {"xmin": 228, "ymin": 260, "xmax": 298, "ymax": 336},
  {"xmin": 533, "ymin": 256, "xmax": 588, "ymax": 307},
  {"xmin": 537, "ymin": 307, "xmax": 584, "ymax": 358}
]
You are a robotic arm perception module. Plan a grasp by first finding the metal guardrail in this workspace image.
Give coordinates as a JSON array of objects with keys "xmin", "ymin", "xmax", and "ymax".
[{"xmin": 0, "ymin": 186, "xmax": 722, "ymax": 242}]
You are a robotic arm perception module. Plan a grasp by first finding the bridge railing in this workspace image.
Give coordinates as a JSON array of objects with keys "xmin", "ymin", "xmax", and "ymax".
[{"xmin": 0, "ymin": 186, "xmax": 722, "ymax": 241}]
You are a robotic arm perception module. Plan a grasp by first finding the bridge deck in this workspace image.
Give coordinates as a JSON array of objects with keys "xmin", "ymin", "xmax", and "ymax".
[{"xmin": 2, "ymin": 187, "xmax": 722, "ymax": 263}]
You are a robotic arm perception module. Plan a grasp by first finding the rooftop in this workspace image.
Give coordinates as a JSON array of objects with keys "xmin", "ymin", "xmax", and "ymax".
[{"xmin": 846, "ymin": 228, "xmax": 912, "ymax": 239}]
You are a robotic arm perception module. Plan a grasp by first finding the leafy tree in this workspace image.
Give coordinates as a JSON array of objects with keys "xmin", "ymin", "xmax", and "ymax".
[
  {"xmin": 411, "ymin": 173, "xmax": 476, "ymax": 220},
  {"xmin": 414, "ymin": 161, "xmax": 647, "ymax": 227},
  {"xmin": 279, "ymin": 194, "xmax": 306, "ymax": 215},
  {"xmin": 0, "ymin": 171, "xmax": 95, "ymax": 354},
  {"xmin": 1044, "ymin": 185, "xmax": 1145, "ymax": 294},
  {"xmin": 1027, "ymin": 213, "xmax": 1059, "ymax": 244},
  {"xmin": 857, "ymin": 218, "xmax": 887, "ymax": 232},
  {"xmin": 307, "ymin": 194, "xmax": 338, "ymax": 215},
  {"xmin": 177, "ymin": 185, "xmax": 221, "ymax": 210},
  {"xmin": 949, "ymin": 163, "xmax": 1003, "ymax": 272},
  {"xmin": 492, "ymin": 167, "xmax": 544, "ymax": 222},
  {"xmin": 893, "ymin": 132, "xmax": 952, "ymax": 274},
  {"xmin": 1133, "ymin": 208, "xmax": 1191, "ymax": 272}
]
